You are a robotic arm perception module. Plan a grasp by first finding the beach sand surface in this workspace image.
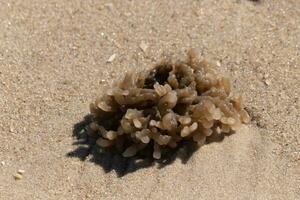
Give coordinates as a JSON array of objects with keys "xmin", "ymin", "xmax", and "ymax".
[{"xmin": 0, "ymin": 0, "xmax": 299, "ymax": 199}]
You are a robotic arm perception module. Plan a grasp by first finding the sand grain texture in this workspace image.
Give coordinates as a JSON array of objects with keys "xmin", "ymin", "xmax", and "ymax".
[{"xmin": 0, "ymin": 0, "xmax": 299, "ymax": 199}]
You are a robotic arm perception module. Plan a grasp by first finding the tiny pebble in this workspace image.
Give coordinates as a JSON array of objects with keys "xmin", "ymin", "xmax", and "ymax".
[
  {"xmin": 216, "ymin": 61, "xmax": 221, "ymax": 67},
  {"xmin": 107, "ymin": 54, "xmax": 116, "ymax": 63},
  {"xmin": 100, "ymin": 79, "xmax": 106, "ymax": 84},
  {"xmin": 264, "ymin": 79, "xmax": 271, "ymax": 86},
  {"xmin": 18, "ymin": 169, "xmax": 25, "ymax": 174},
  {"xmin": 9, "ymin": 127, "xmax": 14, "ymax": 133},
  {"xmin": 139, "ymin": 41, "xmax": 148, "ymax": 53},
  {"xmin": 14, "ymin": 173, "xmax": 23, "ymax": 180},
  {"xmin": 1, "ymin": 161, "xmax": 5, "ymax": 166}
]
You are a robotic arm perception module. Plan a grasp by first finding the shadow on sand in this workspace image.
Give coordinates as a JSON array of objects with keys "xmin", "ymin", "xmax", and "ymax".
[{"xmin": 67, "ymin": 115, "xmax": 231, "ymax": 177}]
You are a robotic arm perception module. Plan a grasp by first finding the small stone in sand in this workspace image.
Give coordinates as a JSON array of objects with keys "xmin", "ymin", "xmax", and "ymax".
[
  {"xmin": 139, "ymin": 41, "xmax": 148, "ymax": 53},
  {"xmin": 100, "ymin": 79, "xmax": 106, "ymax": 84},
  {"xmin": 18, "ymin": 169, "xmax": 25, "ymax": 174},
  {"xmin": 264, "ymin": 79, "xmax": 271, "ymax": 86},
  {"xmin": 9, "ymin": 126, "xmax": 14, "ymax": 133},
  {"xmin": 14, "ymin": 173, "xmax": 23, "ymax": 180},
  {"xmin": 107, "ymin": 54, "xmax": 116, "ymax": 63}
]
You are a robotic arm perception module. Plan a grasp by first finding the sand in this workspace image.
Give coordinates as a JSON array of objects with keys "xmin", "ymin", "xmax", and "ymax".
[{"xmin": 0, "ymin": 0, "xmax": 299, "ymax": 199}]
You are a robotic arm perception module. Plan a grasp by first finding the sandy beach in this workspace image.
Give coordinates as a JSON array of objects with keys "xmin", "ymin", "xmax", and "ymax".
[{"xmin": 0, "ymin": 0, "xmax": 299, "ymax": 199}]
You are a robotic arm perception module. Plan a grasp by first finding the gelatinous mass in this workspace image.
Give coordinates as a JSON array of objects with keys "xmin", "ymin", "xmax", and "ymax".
[{"xmin": 88, "ymin": 52, "xmax": 250, "ymax": 159}]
